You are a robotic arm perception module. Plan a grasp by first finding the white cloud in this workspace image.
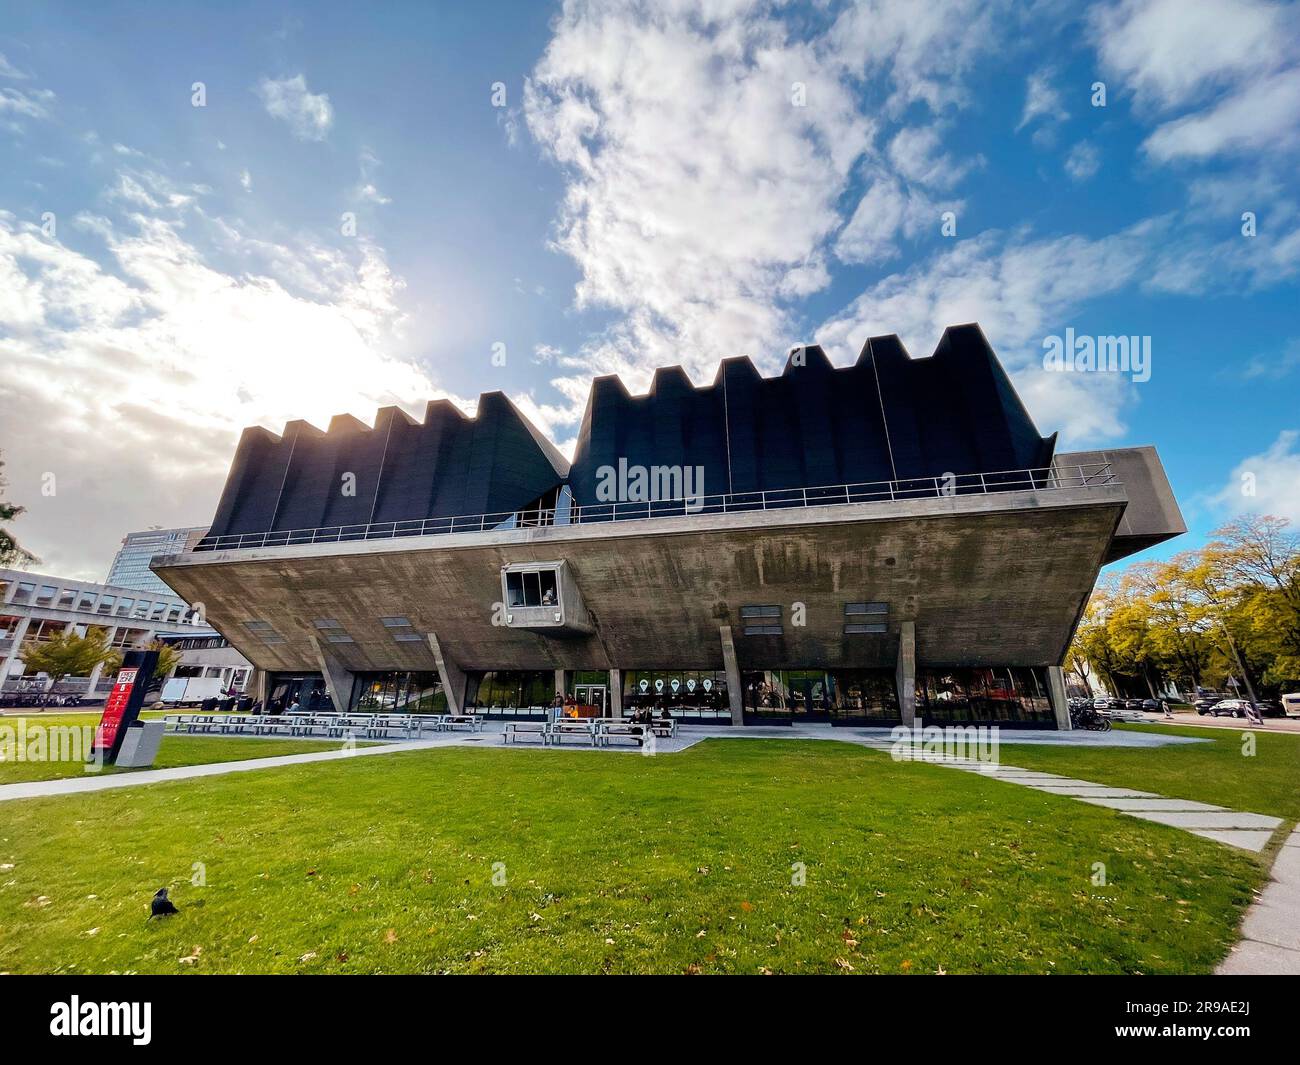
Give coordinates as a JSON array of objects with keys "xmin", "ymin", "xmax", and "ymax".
[
  {"xmin": 353, "ymin": 148, "xmax": 391, "ymax": 205},
  {"xmin": 257, "ymin": 74, "xmax": 334, "ymax": 141},
  {"xmin": 1091, "ymin": 0, "xmax": 1289, "ymax": 109},
  {"xmin": 1064, "ymin": 140, "xmax": 1101, "ymax": 181},
  {"xmin": 887, "ymin": 126, "xmax": 978, "ymax": 189},
  {"xmin": 0, "ymin": 179, "xmax": 449, "ymax": 578},
  {"xmin": 833, "ymin": 178, "xmax": 947, "ymax": 265},
  {"xmin": 240, "ymin": 168, "xmax": 252, "ymax": 191},
  {"xmin": 1213, "ymin": 430, "xmax": 1300, "ymax": 522},
  {"xmin": 524, "ymin": 0, "xmax": 1008, "ymax": 414},
  {"xmin": 1091, "ymin": 0, "xmax": 1300, "ymax": 162},
  {"xmin": 1016, "ymin": 68, "xmax": 1067, "ymax": 132},
  {"xmin": 816, "ymin": 222, "xmax": 1164, "ymax": 444},
  {"xmin": 1143, "ymin": 67, "xmax": 1300, "ymax": 161},
  {"xmin": 0, "ymin": 52, "xmax": 31, "ymax": 79},
  {"xmin": 0, "ymin": 85, "xmax": 54, "ymax": 120}
]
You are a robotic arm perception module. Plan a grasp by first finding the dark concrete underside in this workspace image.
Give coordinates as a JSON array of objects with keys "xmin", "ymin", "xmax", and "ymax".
[{"xmin": 156, "ymin": 500, "xmax": 1123, "ymax": 675}]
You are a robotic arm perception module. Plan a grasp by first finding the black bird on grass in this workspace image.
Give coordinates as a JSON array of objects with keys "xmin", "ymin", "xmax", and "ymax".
[{"xmin": 150, "ymin": 888, "xmax": 179, "ymax": 918}]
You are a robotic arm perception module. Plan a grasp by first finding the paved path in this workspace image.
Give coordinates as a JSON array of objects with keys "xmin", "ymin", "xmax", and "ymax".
[
  {"xmin": 1217, "ymin": 827, "xmax": 1300, "ymax": 975},
  {"xmin": 921, "ymin": 759, "xmax": 1284, "ymax": 852},
  {"xmin": 0, "ymin": 739, "xmax": 447, "ymax": 803}
]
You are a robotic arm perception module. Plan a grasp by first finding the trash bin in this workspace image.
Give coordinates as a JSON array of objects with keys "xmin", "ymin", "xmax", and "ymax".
[{"xmin": 115, "ymin": 720, "xmax": 166, "ymax": 768}]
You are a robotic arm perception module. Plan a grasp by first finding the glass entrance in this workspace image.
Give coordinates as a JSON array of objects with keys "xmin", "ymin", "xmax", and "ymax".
[{"xmin": 574, "ymin": 684, "xmax": 607, "ymax": 716}]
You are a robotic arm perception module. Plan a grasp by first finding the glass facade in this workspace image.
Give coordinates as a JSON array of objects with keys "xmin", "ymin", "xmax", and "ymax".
[
  {"xmin": 916, "ymin": 667, "xmax": 1053, "ymax": 724},
  {"xmin": 267, "ymin": 672, "xmax": 333, "ymax": 713},
  {"xmin": 622, "ymin": 669, "xmax": 729, "ymax": 710},
  {"xmin": 465, "ymin": 670, "xmax": 555, "ymax": 709},
  {"xmin": 106, "ymin": 526, "xmax": 208, "ymax": 595},
  {"xmin": 350, "ymin": 670, "xmax": 445, "ymax": 713},
  {"xmin": 742, "ymin": 669, "xmax": 900, "ymax": 723}
]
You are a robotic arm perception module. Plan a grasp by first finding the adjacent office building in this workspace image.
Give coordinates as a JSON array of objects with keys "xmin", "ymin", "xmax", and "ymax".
[
  {"xmin": 152, "ymin": 325, "xmax": 1185, "ymax": 728},
  {"xmin": 107, "ymin": 526, "xmax": 209, "ymax": 596},
  {"xmin": 0, "ymin": 568, "xmax": 194, "ymax": 694}
]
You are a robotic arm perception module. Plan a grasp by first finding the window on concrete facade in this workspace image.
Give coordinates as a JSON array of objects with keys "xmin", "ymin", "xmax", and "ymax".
[
  {"xmin": 623, "ymin": 670, "xmax": 729, "ymax": 711},
  {"xmin": 465, "ymin": 670, "xmax": 554, "ymax": 709},
  {"xmin": 916, "ymin": 667, "xmax": 1053, "ymax": 724},
  {"xmin": 844, "ymin": 602, "xmax": 888, "ymax": 634},
  {"xmin": 740, "ymin": 604, "xmax": 782, "ymax": 635},
  {"xmin": 352, "ymin": 671, "xmax": 445, "ymax": 713},
  {"xmin": 505, "ymin": 568, "xmax": 559, "ymax": 608},
  {"xmin": 741, "ymin": 669, "xmax": 899, "ymax": 720}
]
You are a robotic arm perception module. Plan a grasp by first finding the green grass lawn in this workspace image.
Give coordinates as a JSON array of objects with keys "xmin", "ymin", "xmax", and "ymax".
[
  {"xmin": 0, "ymin": 712, "xmax": 364, "ymax": 784},
  {"xmin": 996, "ymin": 723, "xmax": 1300, "ymax": 821},
  {"xmin": 0, "ymin": 739, "xmax": 1266, "ymax": 975}
]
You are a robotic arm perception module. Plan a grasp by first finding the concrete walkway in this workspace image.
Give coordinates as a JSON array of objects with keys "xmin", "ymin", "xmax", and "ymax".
[
  {"xmin": 0, "ymin": 738, "xmax": 446, "ymax": 803},
  {"xmin": 924, "ymin": 759, "xmax": 1284, "ymax": 851},
  {"xmin": 1217, "ymin": 827, "xmax": 1300, "ymax": 974}
]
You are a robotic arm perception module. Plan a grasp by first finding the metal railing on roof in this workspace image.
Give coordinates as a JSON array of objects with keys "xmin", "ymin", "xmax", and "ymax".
[{"xmin": 187, "ymin": 462, "xmax": 1117, "ymax": 553}]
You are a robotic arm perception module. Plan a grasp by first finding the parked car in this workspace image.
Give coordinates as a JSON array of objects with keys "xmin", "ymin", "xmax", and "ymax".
[
  {"xmin": 1280, "ymin": 693, "xmax": 1300, "ymax": 717},
  {"xmin": 1141, "ymin": 698, "xmax": 1162, "ymax": 712},
  {"xmin": 1123, "ymin": 698, "xmax": 1145, "ymax": 712},
  {"xmin": 1253, "ymin": 699, "xmax": 1286, "ymax": 719},
  {"xmin": 1202, "ymin": 698, "xmax": 1252, "ymax": 718}
]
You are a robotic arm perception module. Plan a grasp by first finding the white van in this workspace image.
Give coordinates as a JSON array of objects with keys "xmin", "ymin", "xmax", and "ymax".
[{"xmin": 1282, "ymin": 693, "xmax": 1300, "ymax": 717}]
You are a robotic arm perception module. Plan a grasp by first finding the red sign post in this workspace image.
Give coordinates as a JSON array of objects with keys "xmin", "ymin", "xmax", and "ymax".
[{"xmin": 92, "ymin": 651, "xmax": 159, "ymax": 763}]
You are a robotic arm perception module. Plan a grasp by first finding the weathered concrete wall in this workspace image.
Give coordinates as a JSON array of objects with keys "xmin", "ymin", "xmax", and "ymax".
[
  {"xmin": 155, "ymin": 490, "xmax": 1125, "ymax": 683},
  {"xmin": 1056, "ymin": 447, "xmax": 1184, "ymax": 562}
]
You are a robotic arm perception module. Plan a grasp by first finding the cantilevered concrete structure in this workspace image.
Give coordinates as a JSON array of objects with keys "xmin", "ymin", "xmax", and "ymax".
[{"xmin": 153, "ymin": 325, "xmax": 1184, "ymax": 729}]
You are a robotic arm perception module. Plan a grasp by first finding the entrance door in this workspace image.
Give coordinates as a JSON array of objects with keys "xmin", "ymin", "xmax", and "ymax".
[
  {"xmin": 574, "ymin": 684, "xmax": 607, "ymax": 717},
  {"xmin": 791, "ymin": 676, "xmax": 828, "ymax": 720}
]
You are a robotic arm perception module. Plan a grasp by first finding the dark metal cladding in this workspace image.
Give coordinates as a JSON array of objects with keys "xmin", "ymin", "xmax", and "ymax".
[
  {"xmin": 204, "ymin": 323, "xmax": 1055, "ymax": 538},
  {"xmin": 206, "ymin": 392, "xmax": 570, "ymax": 538},
  {"xmin": 566, "ymin": 323, "xmax": 1056, "ymax": 505}
]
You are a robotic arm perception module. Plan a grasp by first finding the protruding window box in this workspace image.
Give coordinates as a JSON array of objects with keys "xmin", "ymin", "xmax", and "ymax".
[{"xmin": 500, "ymin": 561, "xmax": 593, "ymax": 635}]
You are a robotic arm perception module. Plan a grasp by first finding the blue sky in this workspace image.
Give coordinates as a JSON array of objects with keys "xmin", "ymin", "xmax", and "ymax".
[{"xmin": 1, "ymin": 0, "xmax": 1298, "ymax": 580}]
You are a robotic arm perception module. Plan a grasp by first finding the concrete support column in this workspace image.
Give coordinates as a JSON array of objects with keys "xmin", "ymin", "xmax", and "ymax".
[
  {"xmin": 896, "ymin": 620, "xmax": 916, "ymax": 727},
  {"xmin": 1, "ymin": 615, "xmax": 31, "ymax": 685},
  {"xmin": 609, "ymin": 668, "xmax": 623, "ymax": 718},
  {"xmin": 720, "ymin": 624, "xmax": 743, "ymax": 726},
  {"xmin": 554, "ymin": 668, "xmax": 567, "ymax": 702},
  {"xmin": 249, "ymin": 667, "xmax": 268, "ymax": 707},
  {"xmin": 427, "ymin": 633, "xmax": 466, "ymax": 714},
  {"xmin": 1047, "ymin": 665, "xmax": 1072, "ymax": 731},
  {"xmin": 86, "ymin": 625, "xmax": 119, "ymax": 692},
  {"xmin": 309, "ymin": 635, "xmax": 356, "ymax": 714}
]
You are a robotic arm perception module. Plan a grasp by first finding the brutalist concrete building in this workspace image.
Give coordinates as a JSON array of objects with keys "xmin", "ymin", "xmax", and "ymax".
[{"xmin": 153, "ymin": 324, "xmax": 1184, "ymax": 729}]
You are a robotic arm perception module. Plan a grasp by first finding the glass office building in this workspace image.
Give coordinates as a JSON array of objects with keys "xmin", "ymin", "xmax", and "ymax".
[{"xmin": 107, "ymin": 526, "xmax": 208, "ymax": 595}]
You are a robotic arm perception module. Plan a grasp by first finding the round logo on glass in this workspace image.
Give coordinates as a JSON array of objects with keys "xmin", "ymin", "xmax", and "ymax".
[
  {"xmin": 654, "ymin": 679, "xmax": 665, "ymax": 693},
  {"xmin": 702, "ymin": 678, "xmax": 713, "ymax": 692},
  {"xmin": 639, "ymin": 679, "xmax": 649, "ymax": 693},
  {"xmin": 686, "ymin": 678, "xmax": 696, "ymax": 692},
  {"xmin": 670, "ymin": 679, "xmax": 680, "ymax": 693}
]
